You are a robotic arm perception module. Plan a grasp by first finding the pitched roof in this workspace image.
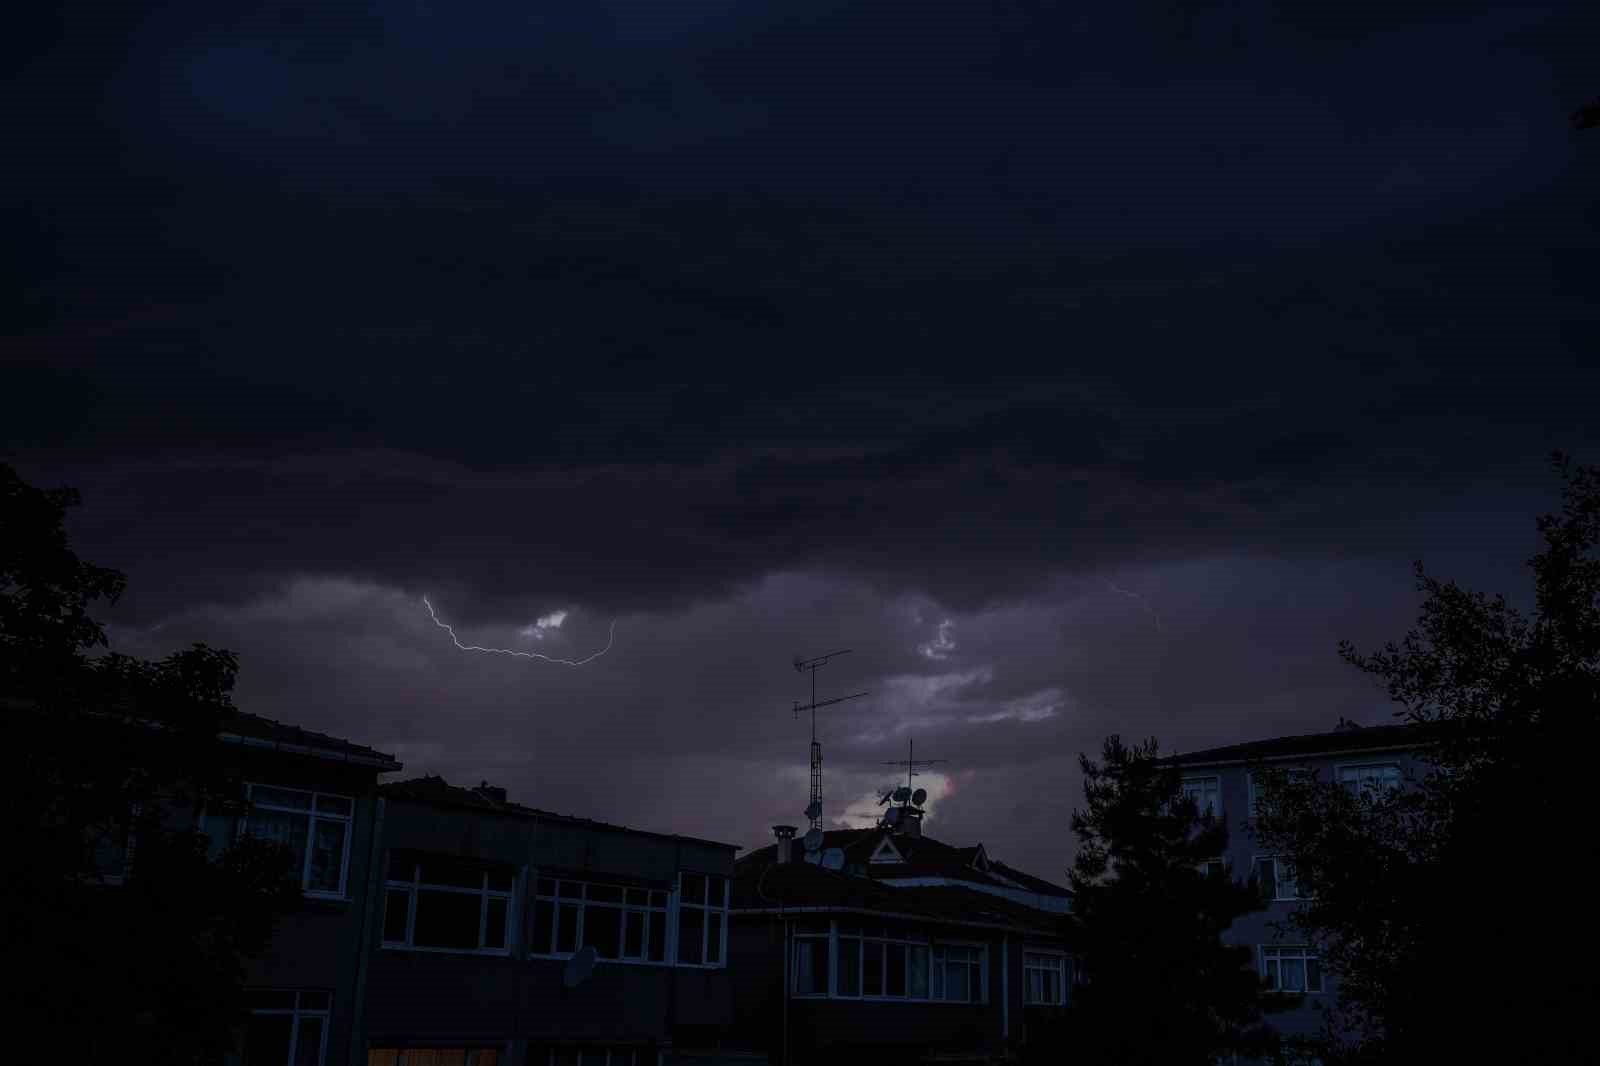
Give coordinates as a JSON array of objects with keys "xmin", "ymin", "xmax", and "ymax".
[
  {"xmin": 221, "ymin": 710, "xmax": 402, "ymax": 769},
  {"xmin": 1168, "ymin": 720, "xmax": 1439, "ymax": 767},
  {"xmin": 732, "ymin": 858, "xmax": 1060, "ymax": 935},
  {"xmin": 738, "ymin": 827, "xmax": 1070, "ymax": 899},
  {"xmin": 380, "ymin": 774, "xmax": 739, "ymax": 851}
]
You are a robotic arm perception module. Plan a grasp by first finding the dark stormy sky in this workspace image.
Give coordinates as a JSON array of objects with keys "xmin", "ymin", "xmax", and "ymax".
[{"xmin": 7, "ymin": 1, "xmax": 1598, "ymax": 880}]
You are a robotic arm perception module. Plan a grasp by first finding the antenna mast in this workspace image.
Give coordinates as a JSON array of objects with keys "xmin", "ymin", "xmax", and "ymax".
[{"xmin": 791, "ymin": 650, "xmax": 868, "ymax": 832}]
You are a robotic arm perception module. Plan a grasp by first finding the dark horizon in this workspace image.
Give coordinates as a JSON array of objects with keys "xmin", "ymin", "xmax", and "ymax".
[{"xmin": 7, "ymin": 0, "xmax": 1598, "ymax": 880}]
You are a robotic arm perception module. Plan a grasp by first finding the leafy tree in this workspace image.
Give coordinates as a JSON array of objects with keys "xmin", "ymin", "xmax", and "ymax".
[
  {"xmin": 1064, "ymin": 735, "xmax": 1286, "ymax": 1065},
  {"xmin": 1252, "ymin": 453, "xmax": 1597, "ymax": 1063},
  {"xmin": 2, "ymin": 462, "xmax": 297, "ymax": 1064}
]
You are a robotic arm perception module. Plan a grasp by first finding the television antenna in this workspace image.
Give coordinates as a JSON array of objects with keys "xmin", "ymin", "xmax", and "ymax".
[
  {"xmin": 791, "ymin": 649, "xmax": 869, "ymax": 832},
  {"xmin": 882, "ymin": 738, "xmax": 946, "ymax": 806}
]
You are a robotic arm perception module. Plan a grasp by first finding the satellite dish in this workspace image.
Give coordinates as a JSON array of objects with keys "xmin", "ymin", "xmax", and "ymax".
[
  {"xmin": 803, "ymin": 849, "xmax": 822, "ymax": 864},
  {"xmin": 822, "ymin": 848, "xmax": 845, "ymax": 871},
  {"xmin": 912, "ymin": 788, "xmax": 927, "ymax": 806},
  {"xmin": 803, "ymin": 827, "xmax": 824, "ymax": 853},
  {"xmin": 893, "ymin": 786, "xmax": 912, "ymax": 803},
  {"xmin": 805, "ymin": 800, "xmax": 822, "ymax": 821},
  {"xmin": 562, "ymin": 946, "xmax": 597, "ymax": 988},
  {"xmin": 882, "ymin": 807, "xmax": 902, "ymax": 826}
]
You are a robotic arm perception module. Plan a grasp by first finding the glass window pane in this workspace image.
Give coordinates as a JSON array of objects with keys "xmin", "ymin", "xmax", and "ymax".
[
  {"xmin": 680, "ymin": 873, "xmax": 705, "ymax": 906},
  {"xmin": 419, "ymin": 858, "xmax": 483, "ymax": 890},
  {"xmin": 486, "ymin": 869, "xmax": 514, "ymax": 893},
  {"xmin": 886, "ymin": 944, "xmax": 906, "ymax": 996},
  {"xmin": 1281, "ymin": 957, "xmax": 1306, "ymax": 992},
  {"xmin": 252, "ymin": 786, "xmax": 312, "ymax": 810},
  {"xmin": 414, "ymin": 890, "xmax": 484, "ymax": 950},
  {"xmin": 649, "ymin": 891, "xmax": 667, "ymax": 909},
  {"xmin": 624, "ymin": 910, "xmax": 645, "ymax": 958},
  {"xmin": 580, "ymin": 1052, "xmax": 606, "ymax": 1066},
  {"xmin": 293, "ymin": 1016, "xmax": 325, "ymax": 1066},
  {"xmin": 908, "ymin": 945, "xmax": 928, "ymax": 999},
  {"xmin": 863, "ymin": 941, "xmax": 884, "ymax": 997},
  {"xmin": 707, "ymin": 875, "xmax": 726, "ymax": 908},
  {"xmin": 559, "ymin": 881, "xmax": 583, "ymax": 899},
  {"xmin": 838, "ymin": 937, "xmax": 860, "ymax": 997},
  {"xmin": 647, "ymin": 912, "xmax": 666, "ymax": 961},
  {"xmin": 1256, "ymin": 859, "xmax": 1277, "ymax": 901},
  {"xmin": 246, "ymin": 810, "xmax": 309, "ymax": 886},
  {"xmin": 245, "ymin": 1012, "xmax": 294, "ymax": 1066},
  {"xmin": 557, "ymin": 904, "xmax": 580, "ymax": 953},
  {"xmin": 315, "ymin": 795, "xmax": 353, "ymax": 817},
  {"xmin": 308, "ymin": 820, "xmax": 346, "ymax": 893},
  {"xmin": 706, "ymin": 911, "xmax": 722, "ymax": 965},
  {"xmin": 532, "ymin": 900, "xmax": 555, "ymax": 954},
  {"xmin": 389, "ymin": 853, "xmax": 417, "ymax": 881},
  {"xmin": 946, "ymin": 961, "xmax": 970, "ymax": 1002},
  {"xmin": 537, "ymin": 878, "xmax": 558, "ymax": 897},
  {"xmin": 678, "ymin": 907, "xmax": 705, "ymax": 965},
  {"xmin": 794, "ymin": 937, "xmax": 825, "ymax": 994},
  {"xmin": 383, "ymin": 889, "xmax": 410, "ymax": 943},
  {"xmin": 626, "ymin": 888, "xmax": 647, "ymax": 907},
  {"xmin": 588, "ymin": 884, "xmax": 623, "ymax": 903},
  {"xmin": 484, "ymin": 898, "xmax": 508, "ymax": 949},
  {"xmin": 586, "ymin": 905, "xmax": 622, "ymax": 959},
  {"xmin": 931, "ymin": 952, "xmax": 944, "ymax": 1000},
  {"xmin": 1307, "ymin": 958, "xmax": 1323, "ymax": 992}
]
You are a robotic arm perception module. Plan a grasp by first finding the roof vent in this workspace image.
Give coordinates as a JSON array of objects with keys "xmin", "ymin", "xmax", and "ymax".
[{"xmin": 1335, "ymin": 717, "xmax": 1363, "ymax": 733}]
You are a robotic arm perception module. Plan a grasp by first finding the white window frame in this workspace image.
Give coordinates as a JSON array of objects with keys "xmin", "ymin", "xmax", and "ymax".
[
  {"xmin": 1252, "ymin": 856, "xmax": 1305, "ymax": 901},
  {"xmin": 791, "ymin": 922, "xmax": 832, "ymax": 998},
  {"xmin": 1023, "ymin": 950, "xmax": 1070, "ymax": 1006},
  {"xmin": 528, "ymin": 876, "xmax": 671, "ymax": 965},
  {"xmin": 246, "ymin": 989, "xmax": 330, "ymax": 1066},
  {"xmin": 241, "ymin": 783, "xmax": 354, "ymax": 898},
  {"xmin": 1181, "ymin": 775, "xmax": 1222, "ymax": 819},
  {"xmin": 791, "ymin": 920, "xmax": 986, "ymax": 1003},
  {"xmin": 383, "ymin": 856, "xmax": 516, "ymax": 955},
  {"xmin": 1260, "ymin": 945, "xmax": 1324, "ymax": 993},
  {"xmin": 1337, "ymin": 762, "xmax": 1401, "ymax": 796},
  {"xmin": 675, "ymin": 871, "xmax": 729, "ymax": 968}
]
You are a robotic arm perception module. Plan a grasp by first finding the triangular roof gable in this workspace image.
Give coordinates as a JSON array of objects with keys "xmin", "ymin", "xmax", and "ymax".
[
  {"xmin": 969, "ymin": 844, "xmax": 989, "ymax": 872},
  {"xmin": 869, "ymin": 834, "xmax": 906, "ymax": 864}
]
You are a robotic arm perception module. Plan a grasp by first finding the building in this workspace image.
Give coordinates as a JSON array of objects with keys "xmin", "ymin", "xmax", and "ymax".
[
  {"xmin": 1169, "ymin": 718, "xmax": 1438, "ymax": 1053},
  {"xmin": 727, "ymin": 804, "xmax": 1074, "ymax": 1064},
  {"xmin": 363, "ymin": 774, "xmax": 743, "ymax": 1066}
]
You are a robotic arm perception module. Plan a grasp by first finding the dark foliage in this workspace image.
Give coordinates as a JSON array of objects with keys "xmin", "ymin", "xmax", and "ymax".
[
  {"xmin": 1252, "ymin": 453, "xmax": 1597, "ymax": 1063},
  {"xmin": 1062, "ymin": 735, "xmax": 1285, "ymax": 1065},
  {"xmin": 2, "ymin": 462, "xmax": 297, "ymax": 1064}
]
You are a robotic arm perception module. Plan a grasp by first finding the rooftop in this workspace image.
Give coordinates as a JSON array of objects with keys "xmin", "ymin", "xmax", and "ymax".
[
  {"xmin": 222, "ymin": 710, "xmax": 403, "ymax": 770},
  {"xmin": 380, "ymin": 774, "xmax": 740, "ymax": 852},
  {"xmin": 1168, "ymin": 719, "xmax": 1439, "ymax": 767}
]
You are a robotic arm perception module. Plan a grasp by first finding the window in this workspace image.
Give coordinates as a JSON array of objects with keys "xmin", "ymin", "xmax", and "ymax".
[
  {"xmin": 383, "ymin": 853, "xmax": 514, "ymax": 954},
  {"xmin": 932, "ymin": 944, "xmax": 984, "ymax": 1003},
  {"xmin": 1024, "ymin": 952, "xmax": 1070, "ymax": 1006},
  {"xmin": 367, "ymin": 1050, "xmax": 500, "ymax": 1066},
  {"xmin": 1254, "ymin": 857, "xmax": 1304, "ymax": 901},
  {"xmin": 1261, "ymin": 946, "xmax": 1323, "ymax": 993},
  {"xmin": 793, "ymin": 922, "xmax": 983, "ymax": 1002},
  {"xmin": 1181, "ymin": 776, "xmax": 1221, "ymax": 818},
  {"xmin": 243, "ymin": 989, "xmax": 330, "ymax": 1066},
  {"xmin": 793, "ymin": 922, "xmax": 829, "ymax": 996},
  {"xmin": 676, "ymin": 872, "xmax": 728, "ymax": 967},
  {"xmin": 1198, "ymin": 858, "xmax": 1228, "ymax": 879},
  {"xmin": 1248, "ymin": 767, "xmax": 1312, "ymax": 817},
  {"xmin": 529, "ymin": 877, "xmax": 668, "ymax": 963},
  {"xmin": 524, "ymin": 1049, "xmax": 638, "ymax": 1066},
  {"xmin": 242, "ymin": 785, "xmax": 353, "ymax": 897},
  {"xmin": 1339, "ymin": 764, "xmax": 1400, "ymax": 795}
]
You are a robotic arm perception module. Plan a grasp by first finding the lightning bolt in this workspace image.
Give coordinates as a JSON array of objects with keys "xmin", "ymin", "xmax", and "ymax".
[
  {"xmin": 422, "ymin": 596, "xmax": 616, "ymax": 665},
  {"xmin": 1104, "ymin": 579, "xmax": 1164, "ymax": 632}
]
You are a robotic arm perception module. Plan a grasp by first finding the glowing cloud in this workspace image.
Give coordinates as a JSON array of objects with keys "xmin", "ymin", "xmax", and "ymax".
[
  {"xmin": 423, "ymin": 597, "xmax": 615, "ymax": 665},
  {"xmin": 918, "ymin": 619, "xmax": 957, "ymax": 660},
  {"xmin": 519, "ymin": 609, "xmax": 568, "ymax": 640}
]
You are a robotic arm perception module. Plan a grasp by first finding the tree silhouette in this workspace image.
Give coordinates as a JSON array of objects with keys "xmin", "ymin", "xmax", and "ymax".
[{"xmin": 2, "ymin": 463, "xmax": 297, "ymax": 1064}]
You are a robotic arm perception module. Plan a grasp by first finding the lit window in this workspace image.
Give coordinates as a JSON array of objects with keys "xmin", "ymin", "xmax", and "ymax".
[
  {"xmin": 242, "ymin": 785, "xmax": 354, "ymax": 897},
  {"xmin": 383, "ymin": 853, "xmax": 515, "ymax": 954},
  {"xmin": 529, "ymin": 877, "xmax": 669, "ymax": 963},
  {"xmin": 1181, "ymin": 776, "xmax": 1221, "ymax": 818},
  {"xmin": 523, "ymin": 1048, "xmax": 637, "ymax": 1066},
  {"xmin": 1023, "ymin": 952, "xmax": 1070, "ymax": 1006},
  {"xmin": 676, "ymin": 872, "xmax": 729, "ymax": 967},
  {"xmin": 1261, "ymin": 946, "xmax": 1323, "ymax": 993},
  {"xmin": 243, "ymin": 989, "xmax": 330, "ymax": 1066}
]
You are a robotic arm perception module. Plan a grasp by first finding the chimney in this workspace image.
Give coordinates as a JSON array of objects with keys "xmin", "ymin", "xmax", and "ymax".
[
  {"xmin": 475, "ymin": 781, "xmax": 508, "ymax": 805},
  {"xmin": 772, "ymin": 825, "xmax": 798, "ymax": 865}
]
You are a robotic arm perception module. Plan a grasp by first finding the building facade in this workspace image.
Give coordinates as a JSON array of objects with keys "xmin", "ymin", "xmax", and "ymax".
[
  {"xmin": 1169, "ymin": 719, "xmax": 1437, "ymax": 1054},
  {"xmin": 728, "ymin": 812, "xmax": 1074, "ymax": 1064}
]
